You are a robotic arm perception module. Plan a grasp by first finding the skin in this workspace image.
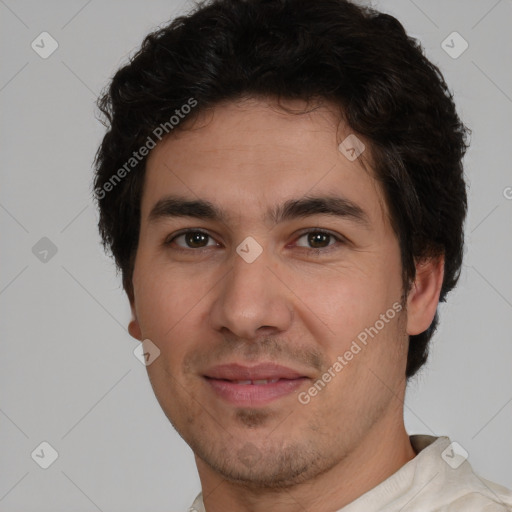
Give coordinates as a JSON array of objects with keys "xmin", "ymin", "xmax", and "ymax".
[{"xmin": 128, "ymin": 97, "xmax": 444, "ymax": 512}]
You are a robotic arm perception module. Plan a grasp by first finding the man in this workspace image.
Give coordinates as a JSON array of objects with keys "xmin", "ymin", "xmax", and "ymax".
[{"xmin": 93, "ymin": 0, "xmax": 512, "ymax": 510}]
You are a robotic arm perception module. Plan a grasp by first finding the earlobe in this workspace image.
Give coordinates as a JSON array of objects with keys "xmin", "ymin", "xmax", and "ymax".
[
  {"xmin": 406, "ymin": 256, "xmax": 444, "ymax": 336},
  {"xmin": 128, "ymin": 303, "xmax": 143, "ymax": 341}
]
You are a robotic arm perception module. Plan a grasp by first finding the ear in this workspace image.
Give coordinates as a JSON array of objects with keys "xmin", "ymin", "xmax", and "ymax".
[
  {"xmin": 128, "ymin": 301, "xmax": 143, "ymax": 341},
  {"xmin": 406, "ymin": 255, "xmax": 444, "ymax": 336}
]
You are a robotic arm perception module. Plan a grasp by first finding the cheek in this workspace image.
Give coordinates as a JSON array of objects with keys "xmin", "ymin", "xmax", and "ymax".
[
  {"xmin": 287, "ymin": 256, "xmax": 403, "ymax": 365},
  {"xmin": 290, "ymin": 268, "xmax": 384, "ymax": 343},
  {"xmin": 133, "ymin": 260, "xmax": 201, "ymax": 341}
]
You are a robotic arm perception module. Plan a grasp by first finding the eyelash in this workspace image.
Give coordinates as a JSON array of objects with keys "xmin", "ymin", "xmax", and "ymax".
[{"xmin": 164, "ymin": 228, "xmax": 346, "ymax": 254}]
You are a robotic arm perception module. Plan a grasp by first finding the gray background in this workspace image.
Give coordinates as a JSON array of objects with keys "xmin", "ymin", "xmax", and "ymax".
[{"xmin": 1, "ymin": 0, "xmax": 511, "ymax": 511}]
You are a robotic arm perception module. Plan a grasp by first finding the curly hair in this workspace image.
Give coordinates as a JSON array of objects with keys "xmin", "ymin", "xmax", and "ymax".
[{"xmin": 93, "ymin": 0, "xmax": 469, "ymax": 378}]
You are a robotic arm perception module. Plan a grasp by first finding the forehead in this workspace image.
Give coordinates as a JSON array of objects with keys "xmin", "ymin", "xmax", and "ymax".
[{"xmin": 142, "ymin": 97, "xmax": 389, "ymax": 229}]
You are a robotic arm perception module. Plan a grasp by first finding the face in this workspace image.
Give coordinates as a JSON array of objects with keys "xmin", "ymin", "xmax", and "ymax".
[{"xmin": 129, "ymin": 97, "xmax": 412, "ymax": 488}]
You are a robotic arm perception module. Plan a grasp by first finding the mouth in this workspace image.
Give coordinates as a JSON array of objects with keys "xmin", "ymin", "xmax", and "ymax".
[
  {"xmin": 210, "ymin": 378, "xmax": 284, "ymax": 385},
  {"xmin": 203, "ymin": 363, "xmax": 310, "ymax": 406}
]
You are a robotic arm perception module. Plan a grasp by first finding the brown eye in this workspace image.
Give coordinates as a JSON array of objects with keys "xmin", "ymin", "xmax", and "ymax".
[
  {"xmin": 295, "ymin": 230, "xmax": 340, "ymax": 250},
  {"xmin": 166, "ymin": 230, "xmax": 218, "ymax": 249},
  {"xmin": 308, "ymin": 232, "xmax": 331, "ymax": 248},
  {"xmin": 184, "ymin": 231, "xmax": 210, "ymax": 248}
]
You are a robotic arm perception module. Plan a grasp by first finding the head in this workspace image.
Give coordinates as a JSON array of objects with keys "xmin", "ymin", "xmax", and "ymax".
[{"xmin": 93, "ymin": 0, "xmax": 468, "ymax": 489}]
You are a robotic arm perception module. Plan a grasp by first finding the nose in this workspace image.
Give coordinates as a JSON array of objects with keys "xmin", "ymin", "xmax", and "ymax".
[{"xmin": 209, "ymin": 246, "xmax": 294, "ymax": 340}]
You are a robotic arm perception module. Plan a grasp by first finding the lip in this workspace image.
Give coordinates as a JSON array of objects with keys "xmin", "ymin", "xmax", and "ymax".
[
  {"xmin": 204, "ymin": 363, "xmax": 306, "ymax": 381},
  {"xmin": 203, "ymin": 363, "xmax": 310, "ymax": 406}
]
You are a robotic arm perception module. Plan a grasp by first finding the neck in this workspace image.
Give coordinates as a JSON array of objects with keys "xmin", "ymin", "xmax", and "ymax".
[{"xmin": 196, "ymin": 403, "xmax": 416, "ymax": 512}]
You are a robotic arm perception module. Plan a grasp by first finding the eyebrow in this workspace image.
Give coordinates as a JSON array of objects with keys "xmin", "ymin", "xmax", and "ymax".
[{"xmin": 148, "ymin": 194, "xmax": 371, "ymax": 228}]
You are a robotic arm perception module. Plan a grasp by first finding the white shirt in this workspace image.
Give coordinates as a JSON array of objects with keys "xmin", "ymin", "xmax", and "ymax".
[{"xmin": 188, "ymin": 435, "xmax": 512, "ymax": 511}]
